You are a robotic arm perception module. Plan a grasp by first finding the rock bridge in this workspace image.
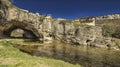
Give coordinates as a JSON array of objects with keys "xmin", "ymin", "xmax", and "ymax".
[
  {"xmin": 0, "ymin": 0, "xmax": 52, "ymax": 40},
  {"xmin": 0, "ymin": 0, "xmax": 116, "ymax": 48}
]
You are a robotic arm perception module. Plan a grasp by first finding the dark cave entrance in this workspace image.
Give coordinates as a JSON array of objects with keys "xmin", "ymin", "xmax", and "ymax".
[{"xmin": 3, "ymin": 26, "xmax": 39, "ymax": 39}]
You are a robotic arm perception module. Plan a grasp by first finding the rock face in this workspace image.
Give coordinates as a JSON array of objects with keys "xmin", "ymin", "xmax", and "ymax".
[
  {"xmin": 0, "ymin": 0, "xmax": 52, "ymax": 39},
  {"xmin": 0, "ymin": 0, "xmax": 118, "ymax": 49},
  {"xmin": 75, "ymin": 14, "xmax": 120, "ymax": 26},
  {"xmin": 52, "ymin": 20, "xmax": 116, "ymax": 49},
  {"xmin": 96, "ymin": 14, "xmax": 120, "ymax": 20},
  {"xmin": 74, "ymin": 17, "xmax": 96, "ymax": 26}
]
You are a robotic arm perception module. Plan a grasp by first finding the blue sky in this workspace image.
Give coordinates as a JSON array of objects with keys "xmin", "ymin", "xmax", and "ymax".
[{"xmin": 13, "ymin": 0, "xmax": 120, "ymax": 19}]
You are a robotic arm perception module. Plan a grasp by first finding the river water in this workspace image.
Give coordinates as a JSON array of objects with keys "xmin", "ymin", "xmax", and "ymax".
[{"xmin": 11, "ymin": 40, "xmax": 120, "ymax": 67}]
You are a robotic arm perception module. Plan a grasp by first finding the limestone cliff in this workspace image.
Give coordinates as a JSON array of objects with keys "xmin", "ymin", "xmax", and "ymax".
[{"xmin": 0, "ymin": 0, "xmax": 119, "ymax": 49}]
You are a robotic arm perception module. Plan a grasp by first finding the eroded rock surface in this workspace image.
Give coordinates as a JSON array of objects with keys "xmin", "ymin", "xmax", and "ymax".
[{"xmin": 0, "ymin": 0, "xmax": 119, "ymax": 49}]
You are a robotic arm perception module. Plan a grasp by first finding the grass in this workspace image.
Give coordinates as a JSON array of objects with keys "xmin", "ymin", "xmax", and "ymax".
[{"xmin": 0, "ymin": 39, "xmax": 80, "ymax": 67}]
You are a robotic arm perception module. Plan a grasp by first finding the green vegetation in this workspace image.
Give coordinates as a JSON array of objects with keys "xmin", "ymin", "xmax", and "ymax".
[
  {"xmin": 102, "ymin": 22, "xmax": 116, "ymax": 37},
  {"xmin": 73, "ymin": 22, "xmax": 88, "ymax": 27},
  {"xmin": 102, "ymin": 19, "xmax": 120, "ymax": 38},
  {"xmin": 0, "ymin": 40, "xmax": 80, "ymax": 67}
]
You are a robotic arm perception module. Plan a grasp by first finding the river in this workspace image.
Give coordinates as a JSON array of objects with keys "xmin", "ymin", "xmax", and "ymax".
[{"xmin": 9, "ymin": 39, "xmax": 120, "ymax": 67}]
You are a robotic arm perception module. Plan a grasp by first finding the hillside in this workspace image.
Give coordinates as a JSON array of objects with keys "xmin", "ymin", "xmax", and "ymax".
[{"xmin": 0, "ymin": 40, "xmax": 80, "ymax": 67}]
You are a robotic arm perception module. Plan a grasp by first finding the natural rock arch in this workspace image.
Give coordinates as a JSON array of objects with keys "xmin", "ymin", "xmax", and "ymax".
[{"xmin": 0, "ymin": 20, "xmax": 40, "ymax": 39}]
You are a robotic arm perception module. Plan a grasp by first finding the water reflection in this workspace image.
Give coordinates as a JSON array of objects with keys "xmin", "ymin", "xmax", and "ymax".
[{"xmin": 11, "ymin": 40, "xmax": 120, "ymax": 67}]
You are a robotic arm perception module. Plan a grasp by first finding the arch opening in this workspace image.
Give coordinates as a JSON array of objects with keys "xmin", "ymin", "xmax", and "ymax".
[
  {"xmin": 3, "ymin": 26, "xmax": 39, "ymax": 39},
  {"xmin": 10, "ymin": 28, "xmax": 24, "ymax": 38}
]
